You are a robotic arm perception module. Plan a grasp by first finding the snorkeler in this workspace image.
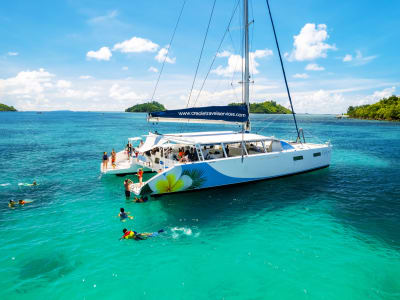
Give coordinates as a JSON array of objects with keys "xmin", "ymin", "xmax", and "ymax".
[
  {"xmin": 133, "ymin": 196, "xmax": 148, "ymax": 203},
  {"xmin": 118, "ymin": 208, "xmax": 134, "ymax": 221},
  {"xmin": 120, "ymin": 228, "xmax": 164, "ymax": 241},
  {"xmin": 8, "ymin": 200, "xmax": 16, "ymax": 208}
]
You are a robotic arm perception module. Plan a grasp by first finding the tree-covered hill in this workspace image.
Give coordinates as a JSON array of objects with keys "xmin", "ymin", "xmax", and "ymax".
[
  {"xmin": 125, "ymin": 101, "xmax": 166, "ymax": 113},
  {"xmin": 0, "ymin": 103, "xmax": 17, "ymax": 111},
  {"xmin": 229, "ymin": 101, "xmax": 291, "ymax": 114},
  {"xmin": 347, "ymin": 95, "xmax": 399, "ymax": 121}
]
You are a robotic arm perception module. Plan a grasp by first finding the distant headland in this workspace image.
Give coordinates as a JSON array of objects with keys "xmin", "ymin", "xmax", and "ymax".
[
  {"xmin": 347, "ymin": 95, "xmax": 399, "ymax": 121},
  {"xmin": 229, "ymin": 101, "xmax": 291, "ymax": 114},
  {"xmin": 125, "ymin": 101, "xmax": 166, "ymax": 113},
  {"xmin": 0, "ymin": 103, "xmax": 17, "ymax": 112}
]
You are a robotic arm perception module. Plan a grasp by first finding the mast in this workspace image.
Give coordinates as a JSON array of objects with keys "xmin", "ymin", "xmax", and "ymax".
[{"xmin": 243, "ymin": 0, "xmax": 251, "ymax": 131}]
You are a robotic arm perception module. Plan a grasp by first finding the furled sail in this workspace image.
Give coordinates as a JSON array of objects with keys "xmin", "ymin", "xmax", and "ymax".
[{"xmin": 148, "ymin": 105, "xmax": 249, "ymax": 125}]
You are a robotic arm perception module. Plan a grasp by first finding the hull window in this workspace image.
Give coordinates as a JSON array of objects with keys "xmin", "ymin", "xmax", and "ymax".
[
  {"xmin": 293, "ymin": 155, "xmax": 303, "ymax": 161},
  {"xmin": 313, "ymin": 152, "xmax": 321, "ymax": 157}
]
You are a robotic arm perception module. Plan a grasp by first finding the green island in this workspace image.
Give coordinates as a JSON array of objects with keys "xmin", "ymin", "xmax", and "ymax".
[
  {"xmin": 0, "ymin": 103, "xmax": 17, "ymax": 112},
  {"xmin": 229, "ymin": 101, "xmax": 291, "ymax": 114},
  {"xmin": 347, "ymin": 95, "xmax": 399, "ymax": 121},
  {"xmin": 125, "ymin": 101, "xmax": 166, "ymax": 113}
]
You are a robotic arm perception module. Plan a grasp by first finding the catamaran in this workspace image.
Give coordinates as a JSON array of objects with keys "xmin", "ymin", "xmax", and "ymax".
[{"xmin": 100, "ymin": 0, "xmax": 332, "ymax": 196}]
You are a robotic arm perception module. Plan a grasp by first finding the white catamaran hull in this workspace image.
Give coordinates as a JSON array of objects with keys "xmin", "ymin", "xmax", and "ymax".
[{"xmin": 133, "ymin": 144, "xmax": 331, "ymax": 196}]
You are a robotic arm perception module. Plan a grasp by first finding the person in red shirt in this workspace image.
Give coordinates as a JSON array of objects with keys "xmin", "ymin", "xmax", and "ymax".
[{"xmin": 137, "ymin": 168, "xmax": 144, "ymax": 186}]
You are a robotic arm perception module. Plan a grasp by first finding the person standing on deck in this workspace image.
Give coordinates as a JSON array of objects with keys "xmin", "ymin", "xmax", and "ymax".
[
  {"xmin": 102, "ymin": 152, "xmax": 108, "ymax": 170},
  {"xmin": 137, "ymin": 168, "xmax": 144, "ymax": 186},
  {"xmin": 111, "ymin": 149, "xmax": 116, "ymax": 169},
  {"xmin": 124, "ymin": 179, "xmax": 132, "ymax": 198},
  {"xmin": 125, "ymin": 143, "xmax": 130, "ymax": 160},
  {"xmin": 128, "ymin": 143, "xmax": 133, "ymax": 158}
]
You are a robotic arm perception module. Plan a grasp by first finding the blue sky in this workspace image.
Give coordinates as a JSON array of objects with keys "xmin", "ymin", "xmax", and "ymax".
[{"xmin": 0, "ymin": 0, "xmax": 399, "ymax": 113}]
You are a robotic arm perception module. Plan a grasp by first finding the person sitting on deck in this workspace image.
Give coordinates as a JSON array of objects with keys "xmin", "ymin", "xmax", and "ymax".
[
  {"xmin": 225, "ymin": 145, "xmax": 230, "ymax": 157},
  {"xmin": 189, "ymin": 148, "xmax": 197, "ymax": 161},
  {"xmin": 180, "ymin": 150, "xmax": 190, "ymax": 163},
  {"xmin": 118, "ymin": 208, "xmax": 134, "ymax": 221},
  {"xmin": 178, "ymin": 148, "xmax": 184, "ymax": 159}
]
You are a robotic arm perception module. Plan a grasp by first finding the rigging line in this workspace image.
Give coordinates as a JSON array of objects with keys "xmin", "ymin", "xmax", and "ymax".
[
  {"xmin": 265, "ymin": 0, "xmax": 300, "ymax": 140},
  {"xmin": 192, "ymin": 0, "xmax": 240, "ymax": 107},
  {"xmin": 186, "ymin": 0, "xmax": 217, "ymax": 108},
  {"xmin": 150, "ymin": 0, "xmax": 187, "ymax": 102},
  {"xmin": 253, "ymin": 113, "xmax": 281, "ymax": 134}
]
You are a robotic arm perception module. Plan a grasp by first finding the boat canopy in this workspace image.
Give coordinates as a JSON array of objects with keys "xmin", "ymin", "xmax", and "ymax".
[
  {"xmin": 148, "ymin": 105, "xmax": 249, "ymax": 125},
  {"xmin": 165, "ymin": 132, "xmax": 271, "ymax": 145},
  {"xmin": 134, "ymin": 131, "xmax": 294, "ymax": 152},
  {"xmin": 137, "ymin": 133, "xmax": 166, "ymax": 152}
]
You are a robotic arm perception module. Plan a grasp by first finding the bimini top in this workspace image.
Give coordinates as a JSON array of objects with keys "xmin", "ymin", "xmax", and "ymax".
[{"xmin": 162, "ymin": 131, "xmax": 272, "ymax": 145}]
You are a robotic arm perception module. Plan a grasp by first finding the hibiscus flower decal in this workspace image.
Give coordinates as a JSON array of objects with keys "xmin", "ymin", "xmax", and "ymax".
[{"xmin": 148, "ymin": 167, "xmax": 193, "ymax": 194}]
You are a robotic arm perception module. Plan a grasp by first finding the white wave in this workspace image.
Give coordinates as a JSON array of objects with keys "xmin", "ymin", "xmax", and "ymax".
[
  {"xmin": 0, "ymin": 183, "xmax": 10, "ymax": 186},
  {"xmin": 170, "ymin": 227, "xmax": 199, "ymax": 239}
]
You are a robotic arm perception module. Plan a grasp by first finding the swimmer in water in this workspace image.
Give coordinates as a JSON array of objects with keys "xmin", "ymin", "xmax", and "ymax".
[
  {"xmin": 120, "ymin": 228, "xmax": 164, "ymax": 241},
  {"xmin": 134, "ymin": 196, "xmax": 148, "ymax": 203},
  {"xmin": 118, "ymin": 208, "xmax": 134, "ymax": 222},
  {"xmin": 18, "ymin": 200, "xmax": 33, "ymax": 205},
  {"xmin": 9, "ymin": 200, "xmax": 16, "ymax": 208},
  {"xmin": 32, "ymin": 181, "xmax": 37, "ymax": 186}
]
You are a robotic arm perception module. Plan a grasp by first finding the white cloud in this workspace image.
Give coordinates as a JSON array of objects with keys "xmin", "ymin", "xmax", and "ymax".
[
  {"xmin": 305, "ymin": 63, "xmax": 325, "ymax": 71},
  {"xmin": 79, "ymin": 75, "xmax": 92, "ymax": 79},
  {"xmin": 344, "ymin": 50, "xmax": 377, "ymax": 66},
  {"xmin": 86, "ymin": 47, "xmax": 112, "ymax": 61},
  {"xmin": 148, "ymin": 67, "xmax": 159, "ymax": 73},
  {"xmin": 113, "ymin": 37, "xmax": 159, "ymax": 53},
  {"xmin": 56, "ymin": 80, "xmax": 72, "ymax": 89},
  {"xmin": 0, "ymin": 68, "xmax": 54, "ymax": 96},
  {"xmin": 88, "ymin": 10, "xmax": 118, "ymax": 24},
  {"xmin": 7, "ymin": 52, "xmax": 18, "ymax": 56},
  {"xmin": 122, "ymin": 66, "xmax": 129, "ymax": 71},
  {"xmin": 287, "ymin": 23, "xmax": 336, "ymax": 61},
  {"xmin": 371, "ymin": 86, "xmax": 395, "ymax": 100},
  {"xmin": 293, "ymin": 89, "xmax": 346, "ymax": 114},
  {"xmin": 343, "ymin": 54, "xmax": 352, "ymax": 62},
  {"xmin": 109, "ymin": 84, "xmax": 146, "ymax": 102},
  {"xmin": 211, "ymin": 49, "xmax": 273, "ymax": 77},
  {"xmin": 293, "ymin": 73, "xmax": 309, "ymax": 79},
  {"xmin": 155, "ymin": 46, "xmax": 176, "ymax": 64},
  {"xmin": 216, "ymin": 50, "xmax": 231, "ymax": 57}
]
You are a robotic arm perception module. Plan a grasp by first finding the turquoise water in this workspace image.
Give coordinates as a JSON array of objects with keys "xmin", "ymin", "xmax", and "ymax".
[{"xmin": 0, "ymin": 112, "xmax": 399, "ymax": 299}]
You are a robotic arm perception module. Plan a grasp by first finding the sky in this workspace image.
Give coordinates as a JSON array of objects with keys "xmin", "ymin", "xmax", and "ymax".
[{"xmin": 0, "ymin": 0, "xmax": 399, "ymax": 113}]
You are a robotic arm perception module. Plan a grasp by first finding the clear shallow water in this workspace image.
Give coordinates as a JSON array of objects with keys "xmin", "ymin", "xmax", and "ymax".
[{"xmin": 0, "ymin": 112, "xmax": 399, "ymax": 299}]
